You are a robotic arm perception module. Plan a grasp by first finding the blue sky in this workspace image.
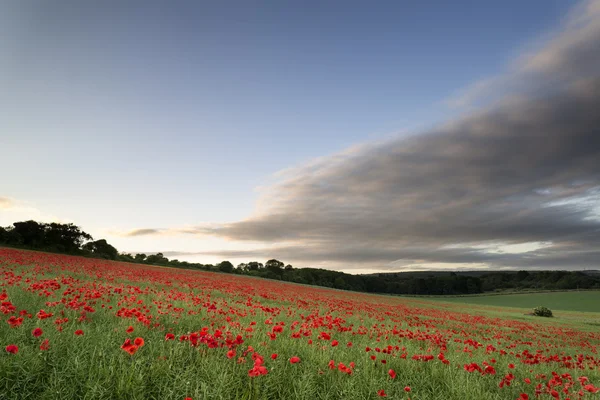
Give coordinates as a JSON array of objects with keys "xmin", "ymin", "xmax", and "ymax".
[{"xmin": 2, "ymin": 1, "xmax": 599, "ymax": 272}]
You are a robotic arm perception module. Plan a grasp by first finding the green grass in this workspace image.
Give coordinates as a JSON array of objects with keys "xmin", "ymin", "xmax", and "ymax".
[{"xmin": 424, "ymin": 290, "xmax": 600, "ymax": 312}]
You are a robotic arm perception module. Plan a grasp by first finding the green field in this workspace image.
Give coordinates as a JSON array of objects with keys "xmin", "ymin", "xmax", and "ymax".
[{"xmin": 426, "ymin": 290, "xmax": 600, "ymax": 313}]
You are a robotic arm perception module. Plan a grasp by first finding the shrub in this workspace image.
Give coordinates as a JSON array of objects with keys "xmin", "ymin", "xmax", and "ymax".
[{"xmin": 533, "ymin": 306, "xmax": 553, "ymax": 317}]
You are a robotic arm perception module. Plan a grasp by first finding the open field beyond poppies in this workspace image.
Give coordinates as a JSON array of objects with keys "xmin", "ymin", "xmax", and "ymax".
[
  {"xmin": 424, "ymin": 291, "xmax": 600, "ymax": 313},
  {"xmin": 1, "ymin": 247, "xmax": 599, "ymax": 400}
]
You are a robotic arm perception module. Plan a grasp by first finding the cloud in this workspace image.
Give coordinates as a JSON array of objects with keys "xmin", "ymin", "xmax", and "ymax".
[
  {"xmin": 0, "ymin": 197, "xmax": 15, "ymax": 209},
  {"xmin": 118, "ymin": 228, "xmax": 165, "ymax": 237},
  {"xmin": 121, "ymin": 0, "xmax": 600, "ymax": 272},
  {"xmin": 446, "ymin": 0, "xmax": 600, "ymax": 109},
  {"xmin": 0, "ymin": 196, "xmax": 68, "ymax": 225}
]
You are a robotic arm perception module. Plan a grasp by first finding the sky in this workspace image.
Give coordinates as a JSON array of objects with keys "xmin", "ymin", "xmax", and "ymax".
[{"xmin": 1, "ymin": 0, "xmax": 600, "ymax": 273}]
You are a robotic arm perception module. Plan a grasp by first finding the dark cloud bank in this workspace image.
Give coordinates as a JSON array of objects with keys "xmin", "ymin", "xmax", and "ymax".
[{"xmin": 134, "ymin": 1, "xmax": 600, "ymax": 271}]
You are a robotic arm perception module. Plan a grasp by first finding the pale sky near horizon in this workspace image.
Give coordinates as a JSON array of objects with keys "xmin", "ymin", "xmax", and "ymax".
[{"xmin": 2, "ymin": 0, "xmax": 600, "ymax": 273}]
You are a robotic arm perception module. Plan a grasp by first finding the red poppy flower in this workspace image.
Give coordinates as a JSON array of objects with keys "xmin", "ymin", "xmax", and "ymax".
[
  {"xmin": 165, "ymin": 333, "xmax": 175, "ymax": 340},
  {"xmin": 404, "ymin": 386, "xmax": 411, "ymax": 392},
  {"xmin": 32, "ymin": 327, "xmax": 43, "ymax": 337},
  {"xmin": 388, "ymin": 369, "xmax": 396, "ymax": 379},
  {"xmin": 74, "ymin": 329, "xmax": 84, "ymax": 336},
  {"xmin": 271, "ymin": 353, "xmax": 278, "ymax": 360},
  {"xmin": 227, "ymin": 350, "xmax": 236, "ymax": 359},
  {"xmin": 5, "ymin": 344, "xmax": 18, "ymax": 354},
  {"xmin": 290, "ymin": 356, "xmax": 301, "ymax": 364},
  {"xmin": 377, "ymin": 389, "xmax": 387, "ymax": 397},
  {"xmin": 134, "ymin": 337, "xmax": 145, "ymax": 347},
  {"xmin": 125, "ymin": 345, "xmax": 139, "ymax": 355},
  {"xmin": 126, "ymin": 326, "xmax": 134, "ymax": 333},
  {"xmin": 40, "ymin": 339, "xmax": 50, "ymax": 351}
]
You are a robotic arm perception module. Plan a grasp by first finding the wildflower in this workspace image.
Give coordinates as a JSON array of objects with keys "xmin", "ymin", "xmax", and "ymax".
[
  {"xmin": 126, "ymin": 326, "xmax": 134, "ymax": 333},
  {"xmin": 290, "ymin": 356, "xmax": 301, "ymax": 364},
  {"xmin": 74, "ymin": 329, "xmax": 84, "ymax": 336},
  {"xmin": 331, "ymin": 340, "xmax": 339, "ymax": 347},
  {"xmin": 40, "ymin": 339, "xmax": 50, "ymax": 351},
  {"xmin": 5, "ymin": 345, "xmax": 18, "ymax": 354},
  {"xmin": 165, "ymin": 333, "xmax": 175, "ymax": 340},
  {"xmin": 404, "ymin": 386, "xmax": 411, "ymax": 392},
  {"xmin": 377, "ymin": 389, "xmax": 387, "ymax": 397},
  {"xmin": 271, "ymin": 353, "xmax": 278, "ymax": 360},
  {"xmin": 227, "ymin": 350, "xmax": 236, "ymax": 359},
  {"xmin": 32, "ymin": 327, "xmax": 43, "ymax": 337},
  {"xmin": 388, "ymin": 369, "xmax": 396, "ymax": 379},
  {"xmin": 134, "ymin": 337, "xmax": 145, "ymax": 347}
]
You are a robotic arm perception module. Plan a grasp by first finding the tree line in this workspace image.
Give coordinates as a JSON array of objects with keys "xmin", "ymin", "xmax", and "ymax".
[{"xmin": 1, "ymin": 220, "xmax": 599, "ymax": 295}]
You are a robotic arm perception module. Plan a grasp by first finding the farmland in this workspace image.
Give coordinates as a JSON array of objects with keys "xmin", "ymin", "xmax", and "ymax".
[
  {"xmin": 1, "ymin": 248, "xmax": 599, "ymax": 399},
  {"xmin": 424, "ymin": 292, "xmax": 600, "ymax": 313}
]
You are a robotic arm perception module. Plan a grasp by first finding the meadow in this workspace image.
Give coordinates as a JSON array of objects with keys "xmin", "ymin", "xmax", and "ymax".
[
  {"xmin": 1, "ymin": 248, "xmax": 599, "ymax": 400},
  {"xmin": 424, "ymin": 292, "xmax": 600, "ymax": 313}
]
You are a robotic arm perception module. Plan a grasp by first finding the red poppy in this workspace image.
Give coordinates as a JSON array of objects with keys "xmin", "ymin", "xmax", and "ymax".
[
  {"xmin": 40, "ymin": 339, "xmax": 50, "ymax": 351},
  {"xmin": 388, "ymin": 369, "xmax": 396, "ymax": 379},
  {"xmin": 290, "ymin": 356, "xmax": 301, "ymax": 364},
  {"xmin": 165, "ymin": 333, "xmax": 175, "ymax": 340},
  {"xmin": 5, "ymin": 344, "xmax": 18, "ymax": 354},
  {"xmin": 227, "ymin": 350, "xmax": 235, "ymax": 359},
  {"xmin": 32, "ymin": 327, "xmax": 43, "ymax": 337},
  {"xmin": 377, "ymin": 389, "xmax": 387, "ymax": 397},
  {"xmin": 404, "ymin": 386, "xmax": 411, "ymax": 392},
  {"xmin": 134, "ymin": 337, "xmax": 145, "ymax": 347},
  {"xmin": 74, "ymin": 329, "xmax": 84, "ymax": 336},
  {"xmin": 126, "ymin": 326, "xmax": 134, "ymax": 333},
  {"xmin": 271, "ymin": 353, "xmax": 278, "ymax": 360}
]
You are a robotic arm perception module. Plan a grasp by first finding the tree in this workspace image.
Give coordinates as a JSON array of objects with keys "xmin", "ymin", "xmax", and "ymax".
[
  {"xmin": 218, "ymin": 260, "xmax": 234, "ymax": 273},
  {"xmin": 82, "ymin": 239, "xmax": 118, "ymax": 260},
  {"xmin": 285, "ymin": 264, "xmax": 293, "ymax": 270},
  {"xmin": 245, "ymin": 261, "xmax": 264, "ymax": 272},
  {"xmin": 118, "ymin": 253, "xmax": 135, "ymax": 262},
  {"xmin": 145, "ymin": 253, "xmax": 169, "ymax": 265},
  {"xmin": 265, "ymin": 259, "xmax": 284, "ymax": 272},
  {"xmin": 11, "ymin": 220, "xmax": 45, "ymax": 247},
  {"xmin": 134, "ymin": 253, "xmax": 147, "ymax": 262},
  {"xmin": 44, "ymin": 222, "xmax": 93, "ymax": 253}
]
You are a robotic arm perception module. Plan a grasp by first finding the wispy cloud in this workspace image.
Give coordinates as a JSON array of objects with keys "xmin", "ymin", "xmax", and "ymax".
[
  {"xmin": 0, "ymin": 197, "xmax": 15, "ymax": 209},
  {"xmin": 446, "ymin": 0, "xmax": 600, "ymax": 109},
  {"xmin": 0, "ymin": 196, "xmax": 68, "ymax": 225},
  {"xmin": 118, "ymin": 228, "xmax": 166, "ymax": 237},
  {"xmin": 119, "ymin": 0, "xmax": 600, "ymax": 271}
]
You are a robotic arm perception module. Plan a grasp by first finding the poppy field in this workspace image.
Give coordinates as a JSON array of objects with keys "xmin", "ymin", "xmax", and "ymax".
[{"xmin": 1, "ymin": 248, "xmax": 599, "ymax": 399}]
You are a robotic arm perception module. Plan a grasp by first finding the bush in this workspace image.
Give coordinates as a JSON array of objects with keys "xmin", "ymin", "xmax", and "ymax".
[{"xmin": 533, "ymin": 306, "xmax": 553, "ymax": 317}]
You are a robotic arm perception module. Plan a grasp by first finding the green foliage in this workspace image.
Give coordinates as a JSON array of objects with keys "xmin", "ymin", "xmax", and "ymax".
[
  {"xmin": 218, "ymin": 260, "xmax": 234, "ymax": 273},
  {"xmin": 83, "ymin": 239, "xmax": 119, "ymax": 260},
  {"xmin": 533, "ymin": 306, "xmax": 553, "ymax": 317},
  {"xmin": 1, "ymin": 220, "xmax": 92, "ymax": 253}
]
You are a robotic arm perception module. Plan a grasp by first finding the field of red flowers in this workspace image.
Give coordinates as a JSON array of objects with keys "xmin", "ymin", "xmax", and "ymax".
[{"xmin": 1, "ymin": 247, "xmax": 599, "ymax": 399}]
